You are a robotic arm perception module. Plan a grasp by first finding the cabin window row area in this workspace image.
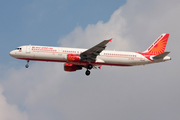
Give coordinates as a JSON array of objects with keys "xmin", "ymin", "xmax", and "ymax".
[
  {"xmin": 63, "ymin": 50, "xmax": 76, "ymax": 53},
  {"xmin": 104, "ymin": 53, "xmax": 136, "ymax": 57},
  {"xmin": 62, "ymin": 50, "xmax": 84, "ymax": 54},
  {"xmin": 32, "ymin": 49, "xmax": 57, "ymax": 52}
]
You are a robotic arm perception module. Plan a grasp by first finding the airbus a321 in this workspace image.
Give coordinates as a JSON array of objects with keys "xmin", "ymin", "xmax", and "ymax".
[{"xmin": 10, "ymin": 33, "xmax": 171, "ymax": 76}]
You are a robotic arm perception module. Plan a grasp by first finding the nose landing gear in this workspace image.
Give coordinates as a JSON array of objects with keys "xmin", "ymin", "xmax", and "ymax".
[{"xmin": 25, "ymin": 60, "xmax": 29, "ymax": 68}]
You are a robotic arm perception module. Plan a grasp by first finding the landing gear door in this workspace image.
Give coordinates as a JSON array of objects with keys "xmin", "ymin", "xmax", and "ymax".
[{"xmin": 26, "ymin": 45, "xmax": 31, "ymax": 53}]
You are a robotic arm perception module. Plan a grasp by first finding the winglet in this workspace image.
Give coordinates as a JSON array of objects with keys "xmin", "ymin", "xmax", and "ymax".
[{"xmin": 109, "ymin": 38, "xmax": 113, "ymax": 42}]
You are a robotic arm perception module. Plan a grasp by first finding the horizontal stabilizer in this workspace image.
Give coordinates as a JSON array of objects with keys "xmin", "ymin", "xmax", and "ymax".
[{"xmin": 153, "ymin": 52, "xmax": 170, "ymax": 60}]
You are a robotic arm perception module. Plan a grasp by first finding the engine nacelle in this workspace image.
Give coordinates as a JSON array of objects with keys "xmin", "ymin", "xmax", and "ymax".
[
  {"xmin": 64, "ymin": 63, "xmax": 82, "ymax": 72},
  {"xmin": 67, "ymin": 54, "xmax": 81, "ymax": 62}
]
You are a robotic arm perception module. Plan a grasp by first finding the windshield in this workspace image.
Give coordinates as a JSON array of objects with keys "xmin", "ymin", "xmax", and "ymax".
[{"xmin": 16, "ymin": 48, "xmax": 22, "ymax": 50}]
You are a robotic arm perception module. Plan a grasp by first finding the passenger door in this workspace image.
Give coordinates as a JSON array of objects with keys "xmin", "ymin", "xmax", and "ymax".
[{"xmin": 26, "ymin": 45, "xmax": 31, "ymax": 53}]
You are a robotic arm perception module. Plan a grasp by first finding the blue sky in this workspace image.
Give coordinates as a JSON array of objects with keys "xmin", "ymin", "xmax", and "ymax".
[{"xmin": 1, "ymin": 0, "xmax": 180, "ymax": 120}]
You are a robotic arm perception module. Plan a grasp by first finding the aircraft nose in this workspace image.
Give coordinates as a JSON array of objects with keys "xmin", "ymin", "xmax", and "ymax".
[{"xmin": 9, "ymin": 50, "xmax": 15, "ymax": 57}]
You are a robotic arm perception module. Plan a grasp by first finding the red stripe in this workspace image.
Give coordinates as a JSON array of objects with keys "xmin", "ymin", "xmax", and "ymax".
[
  {"xmin": 137, "ymin": 52, "xmax": 153, "ymax": 61},
  {"xmin": 17, "ymin": 58, "xmax": 132, "ymax": 67}
]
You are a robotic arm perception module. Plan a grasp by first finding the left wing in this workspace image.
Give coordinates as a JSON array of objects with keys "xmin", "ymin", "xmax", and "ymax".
[{"xmin": 80, "ymin": 38, "xmax": 112, "ymax": 62}]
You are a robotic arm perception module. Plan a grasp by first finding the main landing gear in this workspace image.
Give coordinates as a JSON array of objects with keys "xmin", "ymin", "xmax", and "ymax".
[
  {"xmin": 85, "ymin": 70, "xmax": 90, "ymax": 76},
  {"xmin": 25, "ymin": 60, "xmax": 29, "ymax": 68},
  {"xmin": 85, "ymin": 64, "xmax": 93, "ymax": 76},
  {"xmin": 87, "ymin": 64, "xmax": 93, "ymax": 69}
]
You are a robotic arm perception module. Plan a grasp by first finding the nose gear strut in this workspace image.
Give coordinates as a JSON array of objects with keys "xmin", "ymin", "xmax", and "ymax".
[{"xmin": 25, "ymin": 60, "xmax": 29, "ymax": 68}]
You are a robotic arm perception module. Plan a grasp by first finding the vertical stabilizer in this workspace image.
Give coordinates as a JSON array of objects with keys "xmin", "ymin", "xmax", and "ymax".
[{"xmin": 144, "ymin": 33, "xmax": 169, "ymax": 55}]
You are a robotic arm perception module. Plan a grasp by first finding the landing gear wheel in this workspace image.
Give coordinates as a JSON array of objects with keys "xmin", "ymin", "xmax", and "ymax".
[
  {"xmin": 25, "ymin": 64, "xmax": 29, "ymax": 68},
  {"xmin": 85, "ymin": 70, "xmax": 90, "ymax": 76},
  {"xmin": 87, "ymin": 64, "xmax": 93, "ymax": 70},
  {"xmin": 25, "ymin": 60, "xmax": 29, "ymax": 68}
]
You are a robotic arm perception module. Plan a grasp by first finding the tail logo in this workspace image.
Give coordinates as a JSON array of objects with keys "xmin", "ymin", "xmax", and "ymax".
[{"xmin": 146, "ymin": 34, "xmax": 169, "ymax": 55}]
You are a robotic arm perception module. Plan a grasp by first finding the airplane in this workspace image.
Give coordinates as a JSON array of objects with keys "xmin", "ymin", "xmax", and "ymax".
[{"xmin": 9, "ymin": 33, "xmax": 171, "ymax": 76}]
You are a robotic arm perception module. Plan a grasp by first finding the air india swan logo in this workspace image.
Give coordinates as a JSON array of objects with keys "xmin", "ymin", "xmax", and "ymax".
[{"xmin": 147, "ymin": 34, "xmax": 169, "ymax": 55}]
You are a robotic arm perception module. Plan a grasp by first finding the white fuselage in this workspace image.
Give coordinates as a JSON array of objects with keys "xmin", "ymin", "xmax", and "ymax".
[{"xmin": 9, "ymin": 45, "xmax": 171, "ymax": 67}]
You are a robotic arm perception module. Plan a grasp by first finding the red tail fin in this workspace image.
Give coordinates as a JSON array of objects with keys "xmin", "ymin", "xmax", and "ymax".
[{"xmin": 144, "ymin": 33, "xmax": 169, "ymax": 55}]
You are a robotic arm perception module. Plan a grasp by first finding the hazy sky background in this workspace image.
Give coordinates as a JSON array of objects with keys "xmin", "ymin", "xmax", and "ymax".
[{"xmin": 0, "ymin": 0, "xmax": 180, "ymax": 120}]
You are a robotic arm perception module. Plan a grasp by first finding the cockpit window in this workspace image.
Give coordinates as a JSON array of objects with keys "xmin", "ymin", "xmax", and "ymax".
[{"xmin": 16, "ymin": 48, "xmax": 22, "ymax": 50}]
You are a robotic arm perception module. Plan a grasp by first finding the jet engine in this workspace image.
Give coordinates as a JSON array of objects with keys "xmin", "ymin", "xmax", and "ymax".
[
  {"xmin": 64, "ymin": 63, "xmax": 82, "ymax": 72},
  {"xmin": 67, "ymin": 54, "xmax": 81, "ymax": 62}
]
